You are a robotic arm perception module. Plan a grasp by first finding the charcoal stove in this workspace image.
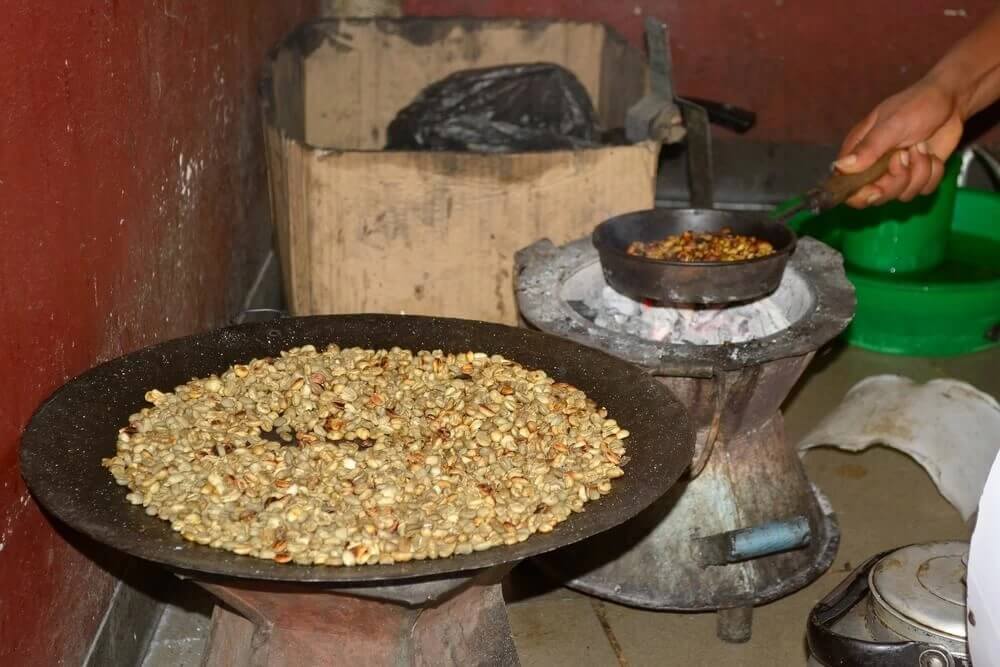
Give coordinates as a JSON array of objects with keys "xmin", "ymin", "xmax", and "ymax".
[
  {"xmin": 515, "ymin": 234, "xmax": 855, "ymax": 642},
  {"xmin": 20, "ymin": 315, "xmax": 693, "ymax": 666}
]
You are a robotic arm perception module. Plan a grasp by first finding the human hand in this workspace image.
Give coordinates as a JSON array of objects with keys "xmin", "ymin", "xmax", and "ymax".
[{"xmin": 835, "ymin": 76, "xmax": 965, "ymax": 208}]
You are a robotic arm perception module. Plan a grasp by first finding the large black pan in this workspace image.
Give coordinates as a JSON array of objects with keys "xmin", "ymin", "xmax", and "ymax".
[
  {"xmin": 594, "ymin": 153, "xmax": 894, "ymax": 305},
  {"xmin": 20, "ymin": 315, "xmax": 693, "ymax": 583}
]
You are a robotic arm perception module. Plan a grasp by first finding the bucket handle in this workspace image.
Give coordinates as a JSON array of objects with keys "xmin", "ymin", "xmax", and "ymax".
[{"xmin": 958, "ymin": 144, "xmax": 1000, "ymax": 188}]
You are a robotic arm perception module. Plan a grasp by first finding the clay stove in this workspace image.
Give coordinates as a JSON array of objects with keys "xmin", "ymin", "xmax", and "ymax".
[{"xmin": 515, "ymin": 234, "xmax": 856, "ymax": 642}]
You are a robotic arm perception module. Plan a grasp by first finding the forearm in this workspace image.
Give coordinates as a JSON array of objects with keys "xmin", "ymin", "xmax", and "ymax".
[{"xmin": 927, "ymin": 5, "xmax": 1000, "ymax": 119}]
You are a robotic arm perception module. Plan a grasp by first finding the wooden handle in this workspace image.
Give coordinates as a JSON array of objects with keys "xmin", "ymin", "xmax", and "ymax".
[{"xmin": 816, "ymin": 152, "xmax": 895, "ymax": 209}]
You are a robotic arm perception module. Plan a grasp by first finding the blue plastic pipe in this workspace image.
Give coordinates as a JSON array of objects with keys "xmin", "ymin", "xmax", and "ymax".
[{"xmin": 697, "ymin": 516, "xmax": 811, "ymax": 566}]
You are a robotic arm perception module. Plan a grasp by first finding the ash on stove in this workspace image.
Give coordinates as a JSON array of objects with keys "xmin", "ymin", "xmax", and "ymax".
[{"xmin": 563, "ymin": 264, "xmax": 809, "ymax": 345}]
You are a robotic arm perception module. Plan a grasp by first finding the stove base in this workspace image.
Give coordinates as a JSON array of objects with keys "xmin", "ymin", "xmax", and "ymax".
[
  {"xmin": 195, "ymin": 566, "xmax": 520, "ymax": 667},
  {"xmin": 534, "ymin": 414, "xmax": 839, "ymax": 641},
  {"xmin": 547, "ymin": 483, "xmax": 838, "ymax": 612}
]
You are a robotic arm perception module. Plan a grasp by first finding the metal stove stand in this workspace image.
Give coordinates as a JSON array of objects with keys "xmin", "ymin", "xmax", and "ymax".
[{"xmin": 516, "ymin": 236, "xmax": 855, "ymax": 642}]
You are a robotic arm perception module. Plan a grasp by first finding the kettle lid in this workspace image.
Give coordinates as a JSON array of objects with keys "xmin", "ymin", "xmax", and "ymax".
[{"xmin": 869, "ymin": 541, "xmax": 968, "ymax": 642}]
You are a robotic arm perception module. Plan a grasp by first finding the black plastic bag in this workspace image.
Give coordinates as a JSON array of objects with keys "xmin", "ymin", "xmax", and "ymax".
[{"xmin": 385, "ymin": 63, "xmax": 603, "ymax": 153}]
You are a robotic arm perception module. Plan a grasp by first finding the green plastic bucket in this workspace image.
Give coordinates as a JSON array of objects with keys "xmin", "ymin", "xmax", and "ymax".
[
  {"xmin": 839, "ymin": 156, "xmax": 961, "ymax": 274},
  {"xmin": 786, "ymin": 182, "xmax": 1000, "ymax": 357}
]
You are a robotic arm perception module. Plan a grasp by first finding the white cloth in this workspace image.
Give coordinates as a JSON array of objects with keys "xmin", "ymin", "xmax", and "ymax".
[{"xmin": 798, "ymin": 375, "xmax": 1000, "ymax": 523}]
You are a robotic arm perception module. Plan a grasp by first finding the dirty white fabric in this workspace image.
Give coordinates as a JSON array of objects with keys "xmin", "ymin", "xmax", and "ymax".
[
  {"xmin": 797, "ymin": 375, "xmax": 1000, "ymax": 523},
  {"xmin": 969, "ymin": 451, "xmax": 1000, "ymax": 665}
]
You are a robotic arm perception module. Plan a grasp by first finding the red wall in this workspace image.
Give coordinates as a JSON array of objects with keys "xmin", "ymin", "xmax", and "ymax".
[
  {"xmin": 404, "ymin": 0, "xmax": 1000, "ymax": 146},
  {"xmin": 0, "ymin": 2, "xmax": 314, "ymax": 664},
  {"xmin": 0, "ymin": 2, "xmax": 992, "ymax": 663}
]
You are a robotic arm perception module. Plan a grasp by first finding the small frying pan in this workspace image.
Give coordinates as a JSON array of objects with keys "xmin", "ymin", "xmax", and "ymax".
[{"xmin": 593, "ymin": 153, "xmax": 893, "ymax": 304}]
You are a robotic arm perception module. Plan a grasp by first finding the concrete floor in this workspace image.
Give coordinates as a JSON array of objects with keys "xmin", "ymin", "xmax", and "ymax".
[{"xmin": 140, "ymin": 343, "xmax": 997, "ymax": 666}]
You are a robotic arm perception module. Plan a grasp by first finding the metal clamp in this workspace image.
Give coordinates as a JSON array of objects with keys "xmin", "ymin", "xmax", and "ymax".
[
  {"xmin": 807, "ymin": 548, "xmax": 971, "ymax": 667},
  {"xmin": 625, "ymin": 17, "xmax": 686, "ymax": 145}
]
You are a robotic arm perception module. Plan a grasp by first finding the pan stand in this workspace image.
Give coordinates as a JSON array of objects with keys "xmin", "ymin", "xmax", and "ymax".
[{"xmin": 188, "ymin": 563, "xmax": 520, "ymax": 667}]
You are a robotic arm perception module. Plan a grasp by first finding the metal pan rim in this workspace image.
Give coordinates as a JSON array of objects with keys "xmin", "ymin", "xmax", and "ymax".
[{"xmin": 592, "ymin": 208, "xmax": 798, "ymax": 268}]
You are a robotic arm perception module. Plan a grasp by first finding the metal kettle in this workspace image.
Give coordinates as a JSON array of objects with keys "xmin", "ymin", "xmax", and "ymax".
[{"xmin": 808, "ymin": 541, "xmax": 970, "ymax": 667}]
